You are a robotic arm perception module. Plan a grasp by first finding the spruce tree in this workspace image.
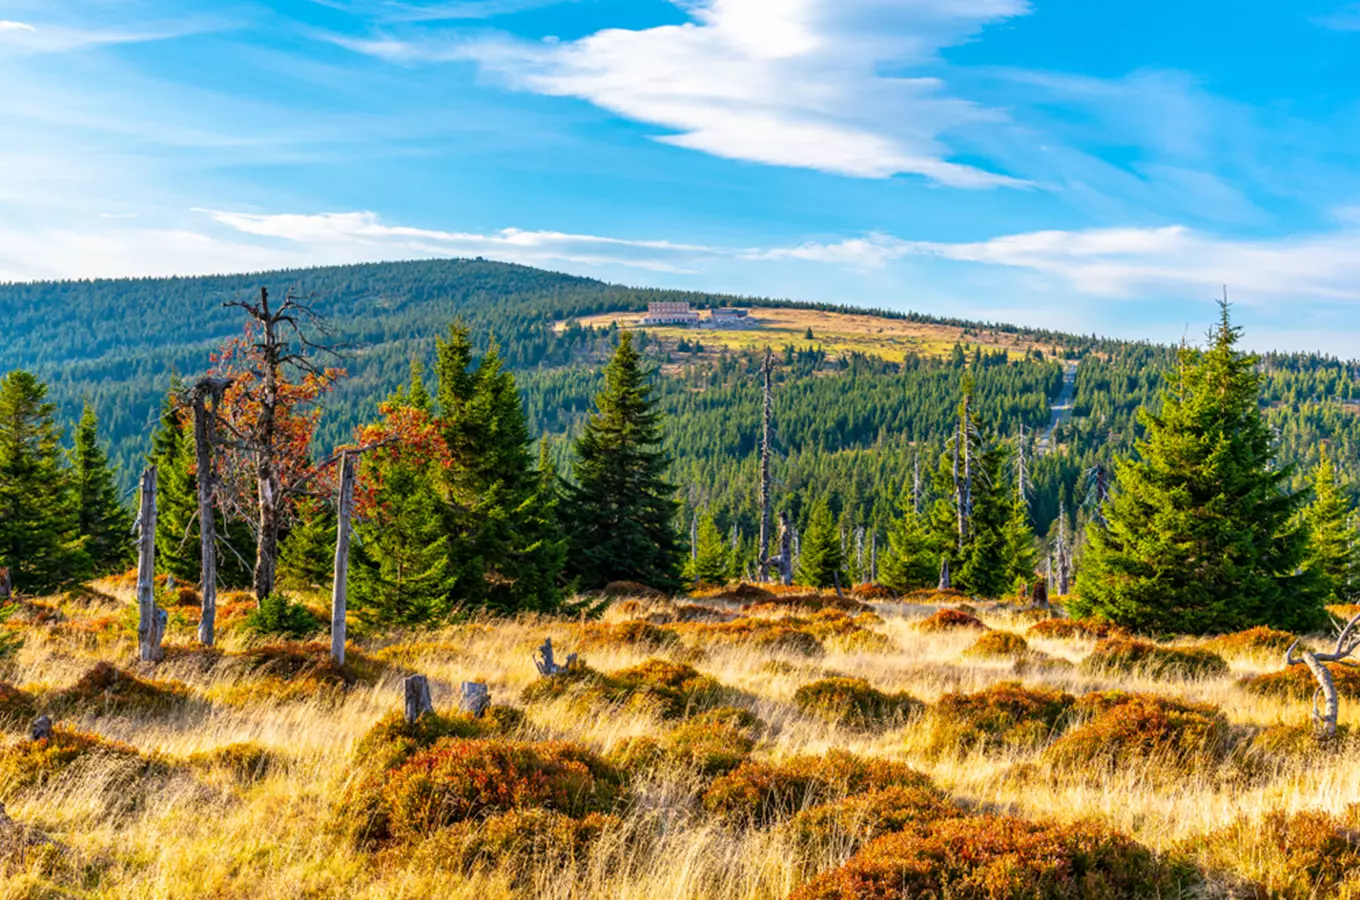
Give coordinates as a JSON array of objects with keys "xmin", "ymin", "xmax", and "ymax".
[
  {"xmin": 0, "ymin": 371, "xmax": 86, "ymax": 591},
  {"xmin": 880, "ymin": 494, "xmax": 938, "ymax": 593},
  {"xmin": 687, "ymin": 511, "xmax": 729, "ymax": 584},
  {"xmin": 957, "ymin": 445, "xmax": 1012, "ymax": 598},
  {"xmin": 1000, "ymin": 493, "xmax": 1040, "ymax": 592},
  {"xmin": 795, "ymin": 498, "xmax": 844, "ymax": 588},
  {"xmin": 1304, "ymin": 451, "xmax": 1360, "ymax": 606},
  {"xmin": 279, "ymin": 496, "xmax": 336, "ymax": 591},
  {"xmin": 1072, "ymin": 304, "xmax": 1324, "ymax": 634},
  {"xmin": 72, "ymin": 403, "xmax": 133, "ymax": 575},
  {"xmin": 565, "ymin": 332, "xmax": 682, "ymax": 591}
]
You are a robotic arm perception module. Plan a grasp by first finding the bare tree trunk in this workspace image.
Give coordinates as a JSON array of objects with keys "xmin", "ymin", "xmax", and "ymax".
[
  {"xmin": 1300, "ymin": 649, "xmax": 1338, "ymax": 738},
  {"xmin": 404, "ymin": 674, "xmax": 433, "ymax": 724},
  {"xmin": 136, "ymin": 466, "xmax": 165, "ymax": 663},
  {"xmin": 938, "ymin": 556, "xmax": 951, "ymax": 590},
  {"xmin": 459, "ymin": 682, "xmax": 490, "ymax": 718},
  {"xmin": 253, "ymin": 467, "xmax": 281, "ymax": 602},
  {"xmin": 869, "ymin": 532, "xmax": 878, "ymax": 583},
  {"xmin": 912, "ymin": 453, "xmax": 921, "ymax": 515},
  {"xmin": 330, "ymin": 452, "xmax": 356, "ymax": 667},
  {"xmin": 758, "ymin": 349, "xmax": 774, "ymax": 580},
  {"xmin": 192, "ymin": 391, "xmax": 219, "ymax": 646},
  {"xmin": 777, "ymin": 511, "xmax": 793, "ymax": 586}
]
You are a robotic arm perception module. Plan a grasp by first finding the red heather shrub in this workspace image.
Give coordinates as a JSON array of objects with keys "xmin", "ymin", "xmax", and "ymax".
[
  {"xmin": 792, "ymin": 677, "xmax": 921, "ymax": 729},
  {"xmin": 1026, "ymin": 618, "xmax": 1125, "ymax": 641},
  {"xmin": 703, "ymin": 750, "xmax": 931, "ymax": 825},
  {"xmin": 1045, "ymin": 692, "xmax": 1232, "ymax": 773},
  {"xmin": 1238, "ymin": 663, "xmax": 1360, "ymax": 701},
  {"xmin": 785, "ymin": 785, "xmax": 959, "ymax": 856},
  {"xmin": 915, "ymin": 609, "xmax": 987, "ymax": 633},
  {"xmin": 1193, "ymin": 807, "xmax": 1360, "ymax": 898},
  {"xmin": 379, "ymin": 738, "xmax": 623, "ymax": 843},
  {"xmin": 925, "ymin": 682, "xmax": 1076, "ymax": 756},
  {"xmin": 850, "ymin": 583, "xmax": 896, "ymax": 600},
  {"xmin": 790, "ymin": 815, "xmax": 1181, "ymax": 900},
  {"xmin": 353, "ymin": 709, "xmax": 517, "ymax": 771},
  {"xmin": 674, "ymin": 617, "xmax": 827, "ymax": 657},
  {"xmin": 963, "ymin": 630, "xmax": 1031, "ymax": 660},
  {"xmin": 1202, "ymin": 626, "xmax": 1297, "ymax": 660},
  {"xmin": 1080, "ymin": 638, "xmax": 1228, "ymax": 680}
]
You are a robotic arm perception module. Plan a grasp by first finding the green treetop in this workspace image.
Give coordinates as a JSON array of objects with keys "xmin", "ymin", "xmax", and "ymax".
[
  {"xmin": 1304, "ymin": 450, "xmax": 1360, "ymax": 606},
  {"xmin": 1071, "ymin": 303, "xmax": 1324, "ymax": 634},
  {"xmin": 687, "ymin": 510, "xmax": 730, "ymax": 585},
  {"xmin": 795, "ymin": 497, "xmax": 845, "ymax": 589},
  {"xmin": 72, "ymin": 403, "xmax": 134, "ymax": 575}
]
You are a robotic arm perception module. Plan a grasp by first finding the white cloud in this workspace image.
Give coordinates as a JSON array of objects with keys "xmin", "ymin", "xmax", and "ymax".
[
  {"xmin": 1314, "ymin": 3, "xmax": 1360, "ymax": 31},
  {"xmin": 0, "ymin": 20, "xmax": 36, "ymax": 32},
  {"xmin": 343, "ymin": 0, "xmax": 1033, "ymax": 186}
]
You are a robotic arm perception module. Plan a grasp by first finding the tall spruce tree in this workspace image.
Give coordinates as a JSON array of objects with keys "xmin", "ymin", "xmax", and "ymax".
[
  {"xmin": 565, "ymin": 332, "xmax": 682, "ymax": 591},
  {"xmin": 1072, "ymin": 303, "xmax": 1324, "ymax": 634},
  {"xmin": 279, "ymin": 496, "xmax": 336, "ymax": 591},
  {"xmin": 957, "ymin": 445, "xmax": 1014, "ymax": 598},
  {"xmin": 795, "ymin": 498, "xmax": 844, "ymax": 588},
  {"xmin": 0, "ymin": 371, "xmax": 86, "ymax": 592},
  {"xmin": 1304, "ymin": 451, "xmax": 1360, "ymax": 606},
  {"xmin": 687, "ymin": 511, "xmax": 729, "ymax": 584},
  {"xmin": 72, "ymin": 403, "xmax": 133, "ymax": 575},
  {"xmin": 880, "ymin": 493, "xmax": 938, "ymax": 593}
]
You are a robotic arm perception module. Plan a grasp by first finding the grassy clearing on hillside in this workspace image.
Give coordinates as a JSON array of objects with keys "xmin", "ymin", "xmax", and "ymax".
[
  {"xmin": 564, "ymin": 307, "xmax": 1059, "ymax": 364},
  {"xmin": 0, "ymin": 580, "xmax": 1354, "ymax": 898}
]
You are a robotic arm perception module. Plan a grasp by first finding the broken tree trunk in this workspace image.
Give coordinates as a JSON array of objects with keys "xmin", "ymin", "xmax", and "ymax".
[
  {"xmin": 403, "ymin": 674, "xmax": 433, "ymax": 724},
  {"xmin": 330, "ymin": 452, "xmax": 356, "ymax": 667},
  {"xmin": 757, "ymin": 348, "xmax": 775, "ymax": 580},
  {"xmin": 136, "ymin": 466, "xmax": 165, "ymax": 663},
  {"xmin": 777, "ymin": 511, "xmax": 794, "ymax": 586},
  {"xmin": 29, "ymin": 715, "xmax": 51, "ymax": 742},
  {"xmin": 534, "ymin": 637, "xmax": 577, "ymax": 677},
  {"xmin": 191, "ymin": 385, "xmax": 220, "ymax": 646},
  {"xmin": 460, "ymin": 682, "xmax": 490, "ymax": 718},
  {"xmin": 1286, "ymin": 612, "xmax": 1360, "ymax": 740},
  {"xmin": 938, "ymin": 556, "xmax": 951, "ymax": 591}
]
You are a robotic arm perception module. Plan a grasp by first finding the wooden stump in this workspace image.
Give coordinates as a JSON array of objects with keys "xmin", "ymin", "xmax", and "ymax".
[
  {"xmin": 404, "ymin": 675, "xmax": 433, "ymax": 724},
  {"xmin": 29, "ymin": 716, "xmax": 51, "ymax": 742},
  {"xmin": 459, "ymin": 682, "xmax": 490, "ymax": 718},
  {"xmin": 534, "ymin": 638, "xmax": 577, "ymax": 677}
]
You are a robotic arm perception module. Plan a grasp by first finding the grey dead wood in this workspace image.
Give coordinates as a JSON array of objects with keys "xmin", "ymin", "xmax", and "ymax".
[
  {"xmin": 460, "ymin": 682, "xmax": 491, "ymax": 718},
  {"xmin": 135, "ymin": 466, "xmax": 164, "ymax": 663},
  {"xmin": 533, "ymin": 637, "xmax": 577, "ymax": 677},
  {"xmin": 403, "ymin": 674, "xmax": 433, "ymax": 724}
]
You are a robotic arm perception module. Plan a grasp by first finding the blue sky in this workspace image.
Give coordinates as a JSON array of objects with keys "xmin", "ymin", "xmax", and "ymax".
[{"xmin": 4, "ymin": 0, "xmax": 1360, "ymax": 354}]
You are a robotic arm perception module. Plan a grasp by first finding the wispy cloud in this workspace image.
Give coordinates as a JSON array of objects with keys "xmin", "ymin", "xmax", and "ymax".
[
  {"xmin": 337, "ymin": 0, "xmax": 1033, "ymax": 187},
  {"xmin": 310, "ymin": 0, "xmax": 571, "ymax": 21},
  {"xmin": 0, "ymin": 20, "xmax": 36, "ymax": 32},
  {"xmin": 1313, "ymin": 3, "xmax": 1360, "ymax": 31}
]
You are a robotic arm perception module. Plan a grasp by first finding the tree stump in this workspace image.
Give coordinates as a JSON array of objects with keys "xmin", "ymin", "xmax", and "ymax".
[
  {"xmin": 1031, "ymin": 580, "xmax": 1049, "ymax": 609},
  {"xmin": 404, "ymin": 675, "xmax": 433, "ymax": 724},
  {"xmin": 29, "ymin": 715, "xmax": 51, "ymax": 742},
  {"xmin": 459, "ymin": 682, "xmax": 490, "ymax": 718},
  {"xmin": 533, "ymin": 638, "xmax": 576, "ymax": 677}
]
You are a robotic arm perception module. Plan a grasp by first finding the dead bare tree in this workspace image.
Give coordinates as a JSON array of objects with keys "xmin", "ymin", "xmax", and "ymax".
[
  {"xmin": 757, "ymin": 348, "xmax": 776, "ymax": 580},
  {"xmin": 135, "ymin": 466, "xmax": 165, "ymax": 663},
  {"xmin": 534, "ymin": 637, "xmax": 577, "ymax": 677},
  {"xmin": 1285, "ymin": 612, "xmax": 1360, "ymax": 739},
  {"xmin": 330, "ymin": 452, "xmax": 357, "ymax": 667},
  {"xmin": 185, "ymin": 377, "xmax": 230, "ymax": 646}
]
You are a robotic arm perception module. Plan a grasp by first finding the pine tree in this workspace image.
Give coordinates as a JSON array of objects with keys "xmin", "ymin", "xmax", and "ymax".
[
  {"xmin": 880, "ymin": 494, "xmax": 938, "ymax": 593},
  {"xmin": 279, "ymin": 496, "xmax": 336, "ymax": 591},
  {"xmin": 0, "ymin": 371, "xmax": 86, "ymax": 592},
  {"xmin": 72, "ymin": 403, "xmax": 133, "ymax": 575},
  {"xmin": 1304, "ymin": 451, "xmax": 1360, "ymax": 606},
  {"xmin": 957, "ymin": 445, "xmax": 1012, "ymax": 598},
  {"xmin": 1072, "ymin": 303, "xmax": 1324, "ymax": 634},
  {"xmin": 1000, "ymin": 493, "xmax": 1040, "ymax": 592},
  {"xmin": 687, "ymin": 511, "xmax": 729, "ymax": 584},
  {"xmin": 352, "ymin": 362, "xmax": 455, "ymax": 624},
  {"xmin": 795, "ymin": 498, "xmax": 844, "ymax": 588},
  {"xmin": 565, "ymin": 332, "xmax": 682, "ymax": 591}
]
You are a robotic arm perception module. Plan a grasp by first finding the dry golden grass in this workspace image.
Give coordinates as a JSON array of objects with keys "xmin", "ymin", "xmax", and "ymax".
[{"xmin": 0, "ymin": 579, "xmax": 1353, "ymax": 898}]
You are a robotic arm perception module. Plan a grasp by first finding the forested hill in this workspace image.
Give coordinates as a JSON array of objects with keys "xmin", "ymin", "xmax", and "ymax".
[{"xmin": 3, "ymin": 257, "xmax": 1358, "ymax": 543}]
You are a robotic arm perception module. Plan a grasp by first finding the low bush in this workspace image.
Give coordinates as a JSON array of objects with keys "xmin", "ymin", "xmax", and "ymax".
[
  {"xmin": 185, "ymin": 742, "xmax": 274, "ymax": 784},
  {"xmin": 603, "ymin": 581, "xmax": 667, "ymax": 600},
  {"xmin": 924, "ymin": 682, "xmax": 1076, "ymax": 756},
  {"xmin": 404, "ymin": 808, "xmax": 618, "ymax": 881},
  {"xmin": 49, "ymin": 662, "xmax": 192, "ymax": 716},
  {"xmin": 1045, "ymin": 692, "xmax": 1233, "ymax": 774},
  {"xmin": 962, "ymin": 630, "xmax": 1031, "ymax": 660},
  {"xmin": 850, "ymin": 583, "xmax": 896, "ymax": 600},
  {"xmin": 661, "ymin": 707, "xmax": 763, "ymax": 774},
  {"xmin": 915, "ymin": 609, "xmax": 986, "ymax": 633},
  {"xmin": 792, "ymin": 677, "xmax": 921, "ymax": 729},
  {"xmin": 670, "ymin": 617, "xmax": 827, "ymax": 657},
  {"xmin": 1026, "ymin": 618, "xmax": 1125, "ymax": 641},
  {"xmin": 212, "ymin": 642, "xmax": 388, "ymax": 706},
  {"xmin": 899, "ymin": 588, "xmax": 973, "ymax": 606},
  {"xmin": 784, "ymin": 785, "xmax": 958, "ymax": 856},
  {"xmin": 1202, "ymin": 626, "xmax": 1297, "ymax": 660},
  {"xmin": 1080, "ymin": 638, "xmax": 1229, "ymax": 680},
  {"xmin": 0, "ymin": 682, "xmax": 36, "ymax": 722},
  {"xmin": 790, "ymin": 815, "xmax": 1185, "ymax": 900},
  {"xmin": 521, "ymin": 658, "xmax": 731, "ymax": 719},
  {"xmin": 1193, "ymin": 807, "xmax": 1360, "ymax": 899},
  {"xmin": 826, "ymin": 629, "xmax": 898, "ymax": 655},
  {"xmin": 576, "ymin": 620, "xmax": 681, "ymax": 652},
  {"xmin": 1249, "ymin": 723, "xmax": 1351, "ymax": 760},
  {"xmin": 244, "ymin": 593, "xmax": 323, "ymax": 640},
  {"xmin": 353, "ymin": 708, "xmax": 520, "ymax": 771},
  {"xmin": 1238, "ymin": 662, "xmax": 1360, "ymax": 701},
  {"xmin": 0, "ymin": 727, "xmax": 160, "ymax": 794},
  {"xmin": 375, "ymin": 738, "xmax": 624, "ymax": 844},
  {"xmin": 702, "ymin": 750, "xmax": 931, "ymax": 825}
]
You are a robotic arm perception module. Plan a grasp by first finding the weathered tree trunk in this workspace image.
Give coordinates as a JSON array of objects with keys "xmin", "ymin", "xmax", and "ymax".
[
  {"xmin": 1031, "ymin": 580, "xmax": 1049, "ymax": 609},
  {"xmin": 192, "ymin": 391, "xmax": 219, "ymax": 646},
  {"xmin": 534, "ymin": 637, "xmax": 577, "ymax": 676},
  {"xmin": 253, "ymin": 467, "xmax": 281, "ymax": 602},
  {"xmin": 404, "ymin": 674, "xmax": 433, "ymax": 724},
  {"xmin": 330, "ymin": 452, "xmax": 356, "ymax": 667},
  {"xmin": 912, "ymin": 453, "xmax": 922, "ymax": 515},
  {"xmin": 29, "ymin": 715, "xmax": 51, "ymax": 742},
  {"xmin": 136, "ymin": 466, "xmax": 165, "ymax": 663},
  {"xmin": 758, "ymin": 349, "xmax": 775, "ymax": 580},
  {"xmin": 460, "ymin": 682, "xmax": 490, "ymax": 718},
  {"xmin": 869, "ymin": 531, "xmax": 878, "ymax": 583},
  {"xmin": 777, "ymin": 511, "xmax": 793, "ymax": 586},
  {"xmin": 938, "ymin": 556, "xmax": 951, "ymax": 590}
]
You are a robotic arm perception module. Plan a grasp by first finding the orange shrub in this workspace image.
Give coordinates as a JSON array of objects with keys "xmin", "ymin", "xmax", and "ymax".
[
  {"xmin": 785, "ymin": 785, "xmax": 958, "ymax": 856},
  {"xmin": 0, "ymin": 727, "xmax": 160, "ymax": 794},
  {"xmin": 576, "ymin": 620, "xmax": 681, "ymax": 652},
  {"xmin": 963, "ymin": 630, "xmax": 1031, "ymax": 660},
  {"xmin": 1045, "ymin": 692, "xmax": 1232, "ymax": 773},
  {"xmin": 405, "ymin": 808, "xmax": 619, "ymax": 880},
  {"xmin": 790, "ymin": 815, "xmax": 1182, "ymax": 900},
  {"xmin": 0, "ymin": 682, "xmax": 36, "ymax": 722},
  {"xmin": 379, "ymin": 738, "xmax": 624, "ymax": 843},
  {"xmin": 521, "ymin": 658, "xmax": 731, "ymax": 719},
  {"xmin": 702, "ymin": 750, "xmax": 931, "ymax": 825},
  {"xmin": 925, "ymin": 682, "xmax": 1075, "ymax": 756},
  {"xmin": 1193, "ymin": 807, "xmax": 1360, "ymax": 899},
  {"xmin": 899, "ymin": 588, "xmax": 972, "ymax": 605},
  {"xmin": 669, "ymin": 617, "xmax": 826, "ymax": 657},
  {"xmin": 1026, "ymin": 618, "xmax": 1125, "ymax": 640},
  {"xmin": 827, "ymin": 629, "xmax": 898, "ymax": 655},
  {"xmin": 1238, "ymin": 663, "xmax": 1360, "ymax": 701},
  {"xmin": 49, "ymin": 661, "xmax": 192, "ymax": 716},
  {"xmin": 661, "ymin": 707, "xmax": 763, "ymax": 774},
  {"xmin": 850, "ymin": 583, "xmax": 896, "ymax": 600},
  {"xmin": 1202, "ymin": 626, "xmax": 1297, "ymax": 660},
  {"xmin": 915, "ymin": 609, "xmax": 986, "ymax": 632},
  {"xmin": 353, "ymin": 708, "xmax": 517, "ymax": 771},
  {"xmin": 1080, "ymin": 638, "xmax": 1228, "ymax": 680},
  {"xmin": 792, "ymin": 677, "xmax": 921, "ymax": 729}
]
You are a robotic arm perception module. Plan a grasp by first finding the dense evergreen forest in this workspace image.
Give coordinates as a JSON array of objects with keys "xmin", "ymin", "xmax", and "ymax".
[{"xmin": 3, "ymin": 257, "xmax": 1358, "ymax": 561}]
